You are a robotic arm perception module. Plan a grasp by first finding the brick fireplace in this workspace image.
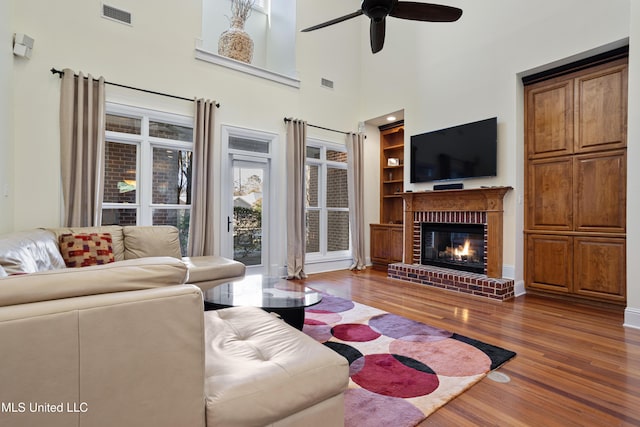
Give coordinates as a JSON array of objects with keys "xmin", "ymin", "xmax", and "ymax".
[{"xmin": 388, "ymin": 187, "xmax": 515, "ymax": 301}]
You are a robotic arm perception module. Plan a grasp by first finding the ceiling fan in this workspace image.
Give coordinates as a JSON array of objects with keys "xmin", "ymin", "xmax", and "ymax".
[{"xmin": 301, "ymin": 0, "xmax": 463, "ymax": 54}]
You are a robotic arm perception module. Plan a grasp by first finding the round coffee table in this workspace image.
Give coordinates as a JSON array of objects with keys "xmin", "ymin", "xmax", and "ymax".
[{"xmin": 203, "ymin": 275, "xmax": 322, "ymax": 330}]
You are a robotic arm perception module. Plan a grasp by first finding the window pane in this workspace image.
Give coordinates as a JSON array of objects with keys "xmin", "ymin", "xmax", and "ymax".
[
  {"xmin": 327, "ymin": 211, "xmax": 349, "ymax": 251},
  {"xmin": 152, "ymin": 148, "xmax": 192, "ymax": 205},
  {"xmin": 153, "ymin": 208, "xmax": 190, "ymax": 256},
  {"xmin": 101, "ymin": 208, "xmax": 137, "ymax": 226},
  {"xmin": 305, "ymin": 164, "xmax": 319, "ymax": 207},
  {"xmin": 306, "ymin": 146, "xmax": 321, "ymax": 159},
  {"xmin": 104, "ymin": 141, "xmax": 137, "ymax": 204},
  {"xmin": 149, "ymin": 121, "xmax": 193, "ymax": 142},
  {"xmin": 306, "ymin": 210, "xmax": 320, "ymax": 253},
  {"xmin": 326, "ymin": 167, "xmax": 348, "ymax": 208},
  {"xmin": 229, "ymin": 136, "xmax": 269, "ymax": 153},
  {"xmin": 105, "ymin": 114, "xmax": 141, "ymax": 134},
  {"xmin": 327, "ymin": 149, "xmax": 347, "ymax": 163}
]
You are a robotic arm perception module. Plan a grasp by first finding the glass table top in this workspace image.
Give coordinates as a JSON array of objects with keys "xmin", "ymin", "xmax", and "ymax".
[{"xmin": 203, "ymin": 275, "xmax": 322, "ymax": 309}]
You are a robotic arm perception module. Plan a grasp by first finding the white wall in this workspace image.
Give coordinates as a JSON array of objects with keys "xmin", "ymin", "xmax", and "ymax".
[
  {"xmin": 625, "ymin": 1, "xmax": 640, "ymax": 328},
  {"xmin": 357, "ymin": 0, "xmax": 633, "ymax": 300},
  {"xmin": 8, "ymin": 0, "xmax": 363, "ymax": 272},
  {"xmin": 0, "ymin": 0, "xmax": 14, "ymax": 233}
]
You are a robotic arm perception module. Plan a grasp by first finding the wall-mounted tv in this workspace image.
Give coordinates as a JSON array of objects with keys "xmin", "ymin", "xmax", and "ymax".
[{"xmin": 410, "ymin": 117, "xmax": 497, "ymax": 183}]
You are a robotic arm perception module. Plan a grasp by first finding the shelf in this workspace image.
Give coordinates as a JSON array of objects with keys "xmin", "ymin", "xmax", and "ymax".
[
  {"xmin": 383, "ymin": 179, "xmax": 403, "ymax": 184},
  {"xmin": 383, "ymin": 143, "xmax": 404, "ymax": 151},
  {"xmin": 383, "ymin": 194, "xmax": 404, "ymax": 199},
  {"xmin": 383, "ymin": 165, "xmax": 403, "ymax": 170}
]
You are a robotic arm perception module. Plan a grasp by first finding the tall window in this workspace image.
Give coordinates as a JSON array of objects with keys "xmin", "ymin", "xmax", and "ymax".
[
  {"xmin": 305, "ymin": 140, "xmax": 350, "ymax": 259},
  {"xmin": 102, "ymin": 104, "xmax": 193, "ymax": 255}
]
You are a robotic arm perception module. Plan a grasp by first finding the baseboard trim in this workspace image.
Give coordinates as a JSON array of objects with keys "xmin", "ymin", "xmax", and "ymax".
[
  {"xmin": 624, "ymin": 307, "xmax": 640, "ymax": 330},
  {"xmin": 514, "ymin": 280, "xmax": 526, "ymax": 297}
]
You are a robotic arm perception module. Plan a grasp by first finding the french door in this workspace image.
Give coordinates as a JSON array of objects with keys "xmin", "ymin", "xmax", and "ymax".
[{"xmin": 226, "ymin": 157, "xmax": 269, "ymax": 274}]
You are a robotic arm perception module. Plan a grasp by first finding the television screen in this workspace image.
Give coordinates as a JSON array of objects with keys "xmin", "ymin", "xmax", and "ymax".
[{"xmin": 410, "ymin": 117, "xmax": 497, "ymax": 183}]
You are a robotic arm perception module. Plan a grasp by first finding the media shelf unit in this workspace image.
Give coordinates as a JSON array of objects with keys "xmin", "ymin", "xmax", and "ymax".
[{"xmin": 371, "ymin": 122, "xmax": 404, "ymax": 270}]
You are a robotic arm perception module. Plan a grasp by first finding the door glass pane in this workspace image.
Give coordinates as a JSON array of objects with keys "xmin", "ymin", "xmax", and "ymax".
[
  {"xmin": 328, "ymin": 211, "xmax": 349, "ymax": 251},
  {"xmin": 153, "ymin": 208, "xmax": 190, "ymax": 256},
  {"xmin": 233, "ymin": 165, "xmax": 263, "ymax": 266},
  {"xmin": 152, "ymin": 148, "xmax": 192, "ymax": 204},
  {"xmin": 327, "ymin": 167, "xmax": 348, "ymax": 208},
  {"xmin": 229, "ymin": 136, "xmax": 269, "ymax": 153},
  {"xmin": 104, "ymin": 141, "xmax": 137, "ymax": 203},
  {"xmin": 306, "ymin": 210, "xmax": 320, "ymax": 253},
  {"xmin": 306, "ymin": 146, "xmax": 321, "ymax": 159},
  {"xmin": 101, "ymin": 208, "xmax": 137, "ymax": 226}
]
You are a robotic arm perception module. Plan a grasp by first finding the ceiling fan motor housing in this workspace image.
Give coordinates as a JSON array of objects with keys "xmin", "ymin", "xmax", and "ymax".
[{"xmin": 362, "ymin": 0, "xmax": 398, "ymax": 20}]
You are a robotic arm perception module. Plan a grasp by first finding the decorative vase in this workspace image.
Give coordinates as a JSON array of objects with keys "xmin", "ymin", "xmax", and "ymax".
[{"xmin": 218, "ymin": 17, "xmax": 254, "ymax": 63}]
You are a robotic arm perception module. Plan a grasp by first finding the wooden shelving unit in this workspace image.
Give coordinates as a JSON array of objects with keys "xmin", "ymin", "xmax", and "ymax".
[{"xmin": 370, "ymin": 122, "xmax": 404, "ymax": 270}]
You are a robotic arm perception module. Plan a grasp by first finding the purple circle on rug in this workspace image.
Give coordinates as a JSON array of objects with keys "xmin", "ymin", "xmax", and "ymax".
[
  {"xmin": 302, "ymin": 323, "xmax": 333, "ymax": 342},
  {"xmin": 307, "ymin": 294, "xmax": 354, "ymax": 313},
  {"xmin": 344, "ymin": 388, "xmax": 425, "ymax": 427},
  {"xmin": 351, "ymin": 353, "xmax": 439, "ymax": 398},
  {"xmin": 332, "ymin": 323, "xmax": 381, "ymax": 342},
  {"xmin": 369, "ymin": 313, "xmax": 452, "ymax": 342}
]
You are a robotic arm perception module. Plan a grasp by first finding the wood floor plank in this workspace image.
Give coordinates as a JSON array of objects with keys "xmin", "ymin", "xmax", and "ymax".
[{"xmin": 297, "ymin": 269, "xmax": 640, "ymax": 426}]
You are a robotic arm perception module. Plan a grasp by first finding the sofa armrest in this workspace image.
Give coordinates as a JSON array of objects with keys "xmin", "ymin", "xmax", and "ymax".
[
  {"xmin": 0, "ymin": 285, "xmax": 206, "ymax": 427},
  {"xmin": 182, "ymin": 256, "xmax": 246, "ymax": 291},
  {"xmin": 0, "ymin": 257, "xmax": 188, "ymax": 307}
]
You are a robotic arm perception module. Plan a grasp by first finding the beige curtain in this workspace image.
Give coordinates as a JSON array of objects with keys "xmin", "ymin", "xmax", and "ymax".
[
  {"xmin": 188, "ymin": 99, "xmax": 217, "ymax": 256},
  {"xmin": 59, "ymin": 69, "xmax": 106, "ymax": 227},
  {"xmin": 285, "ymin": 119, "xmax": 308, "ymax": 279},
  {"xmin": 346, "ymin": 132, "xmax": 367, "ymax": 270}
]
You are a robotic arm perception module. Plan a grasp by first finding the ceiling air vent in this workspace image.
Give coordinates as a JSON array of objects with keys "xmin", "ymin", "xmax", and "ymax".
[
  {"xmin": 321, "ymin": 78, "xmax": 334, "ymax": 89},
  {"xmin": 102, "ymin": 3, "xmax": 132, "ymax": 25}
]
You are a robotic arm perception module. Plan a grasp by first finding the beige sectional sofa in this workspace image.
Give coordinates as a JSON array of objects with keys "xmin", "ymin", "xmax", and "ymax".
[{"xmin": 0, "ymin": 227, "xmax": 349, "ymax": 426}]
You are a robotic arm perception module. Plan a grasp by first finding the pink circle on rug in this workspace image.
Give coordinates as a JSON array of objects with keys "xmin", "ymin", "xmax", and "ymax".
[
  {"xmin": 389, "ymin": 338, "xmax": 491, "ymax": 376},
  {"xmin": 304, "ymin": 311, "xmax": 342, "ymax": 325},
  {"xmin": 351, "ymin": 354, "xmax": 439, "ymax": 398},
  {"xmin": 302, "ymin": 323, "xmax": 333, "ymax": 342},
  {"xmin": 332, "ymin": 324, "xmax": 381, "ymax": 342}
]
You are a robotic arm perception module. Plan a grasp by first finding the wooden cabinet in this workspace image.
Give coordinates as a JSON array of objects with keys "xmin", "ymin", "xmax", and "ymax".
[
  {"xmin": 524, "ymin": 58, "xmax": 627, "ymax": 304},
  {"xmin": 370, "ymin": 123, "xmax": 404, "ymax": 270},
  {"xmin": 370, "ymin": 224, "xmax": 403, "ymax": 270}
]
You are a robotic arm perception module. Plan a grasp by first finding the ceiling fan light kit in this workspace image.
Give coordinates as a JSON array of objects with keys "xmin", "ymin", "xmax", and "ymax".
[{"xmin": 301, "ymin": 0, "xmax": 463, "ymax": 54}]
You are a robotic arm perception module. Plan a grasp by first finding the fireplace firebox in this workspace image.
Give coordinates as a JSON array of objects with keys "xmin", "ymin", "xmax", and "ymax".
[{"xmin": 420, "ymin": 223, "xmax": 485, "ymax": 274}]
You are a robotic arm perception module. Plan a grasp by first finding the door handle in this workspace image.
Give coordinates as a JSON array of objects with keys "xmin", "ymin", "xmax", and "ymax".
[{"xmin": 227, "ymin": 216, "xmax": 232, "ymax": 233}]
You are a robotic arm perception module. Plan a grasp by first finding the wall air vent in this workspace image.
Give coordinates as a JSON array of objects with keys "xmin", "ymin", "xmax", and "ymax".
[
  {"xmin": 102, "ymin": 4, "xmax": 132, "ymax": 25},
  {"xmin": 321, "ymin": 78, "xmax": 334, "ymax": 89}
]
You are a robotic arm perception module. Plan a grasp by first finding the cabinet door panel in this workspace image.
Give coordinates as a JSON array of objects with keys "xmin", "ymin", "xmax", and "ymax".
[
  {"xmin": 575, "ymin": 64, "xmax": 627, "ymax": 152},
  {"xmin": 370, "ymin": 225, "xmax": 390, "ymax": 262},
  {"xmin": 526, "ymin": 81, "xmax": 573, "ymax": 158},
  {"xmin": 526, "ymin": 234, "xmax": 572, "ymax": 293},
  {"xmin": 574, "ymin": 237, "xmax": 625, "ymax": 301},
  {"xmin": 574, "ymin": 150, "xmax": 626, "ymax": 232},
  {"xmin": 527, "ymin": 158, "xmax": 573, "ymax": 230},
  {"xmin": 390, "ymin": 227, "xmax": 404, "ymax": 262}
]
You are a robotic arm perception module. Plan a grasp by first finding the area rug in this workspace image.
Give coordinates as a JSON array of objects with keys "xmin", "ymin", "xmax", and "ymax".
[{"xmin": 303, "ymin": 294, "xmax": 516, "ymax": 427}]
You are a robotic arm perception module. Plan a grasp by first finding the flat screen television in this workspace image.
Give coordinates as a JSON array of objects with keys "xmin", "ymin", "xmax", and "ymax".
[{"xmin": 410, "ymin": 117, "xmax": 497, "ymax": 183}]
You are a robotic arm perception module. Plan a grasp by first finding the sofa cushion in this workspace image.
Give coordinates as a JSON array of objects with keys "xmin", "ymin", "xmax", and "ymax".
[
  {"xmin": 0, "ymin": 257, "xmax": 188, "ymax": 307},
  {"xmin": 182, "ymin": 256, "xmax": 246, "ymax": 284},
  {"xmin": 123, "ymin": 226, "xmax": 182, "ymax": 260},
  {"xmin": 59, "ymin": 233, "xmax": 115, "ymax": 268},
  {"xmin": 0, "ymin": 265, "xmax": 6, "ymax": 278},
  {"xmin": 203, "ymin": 306, "xmax": 348, "ymax": 427},
  {"xmin": 48, "ymin": 226, "xmax": 125, "ymax": 261},
  {"xmin": 0, "ymin": 229, "xmax": 67, "ymax": 274}
]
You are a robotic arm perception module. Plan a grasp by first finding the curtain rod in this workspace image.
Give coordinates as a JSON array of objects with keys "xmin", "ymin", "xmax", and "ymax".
[
  {"xmin": 283, "ymin": 117, "xmax": 362, "ymax": 136},
  {"xmin": 50, "ymin": 68, "xmax": 220, "ymax": 108}
]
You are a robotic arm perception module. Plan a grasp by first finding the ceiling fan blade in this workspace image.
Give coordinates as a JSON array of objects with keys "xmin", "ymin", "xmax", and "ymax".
[
  {"xmin": 370, "ymin": 18, "xmax": 386, "ymax": 54},
  {"xmin": 301, "ymin": 10, "xmax": 364, "ymax": 32},
  {"xmin": 390, "ymin": 2, "xmax": 463, "ymax": 22}
]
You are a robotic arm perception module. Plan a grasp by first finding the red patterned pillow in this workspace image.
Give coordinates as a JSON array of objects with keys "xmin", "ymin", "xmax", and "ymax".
[{"xmin": 59, "ymin": 233, "xmax": 115, "ymax": 268}]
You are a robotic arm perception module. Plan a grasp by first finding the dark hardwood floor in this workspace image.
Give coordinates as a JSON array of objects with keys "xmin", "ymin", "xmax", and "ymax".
[{"xmin": 295, "ymin": 269, "xmax": 640, "ymax": 426}]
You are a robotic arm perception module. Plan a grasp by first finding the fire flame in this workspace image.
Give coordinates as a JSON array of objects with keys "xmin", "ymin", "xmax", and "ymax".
[{"xmin": 454, "ymin": 240, "xmax": 471, "ymax": 257}]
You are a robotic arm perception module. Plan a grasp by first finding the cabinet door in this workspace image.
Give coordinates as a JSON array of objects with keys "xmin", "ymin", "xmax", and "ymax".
[
  {"xmin": 574, "ymin": 63, "xmax": 627, "ymax": 153},
  {"xmin": 526, "ymin": 80, "xmax": 574, "ymax": 158},
  {"xmin": 526, "ymin": 234, "xmax": 573, "ymax": 293},
  {"xmin": 574, "ymin": 237, "xmax": 625, "ymax": 302},
  {"xmin": 574, "ymin": 150, "xmax": 626, "ymax": 233},
  {"xmin": 527, "ymin": 158, "xmax": 573, "ymax": 230},
  {"xmin": 389, "ymin": 227, "xmax": 404, "ymax": 262},
  {"xmin": 370, "ymin": 225, "xmax": 390, "ymax": 263}
]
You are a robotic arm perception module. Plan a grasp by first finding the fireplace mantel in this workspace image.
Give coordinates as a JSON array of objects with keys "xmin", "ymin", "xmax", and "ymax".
[{"xmin": 401, "ymin": 187, "xmax": 512, "ymax": 278}]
